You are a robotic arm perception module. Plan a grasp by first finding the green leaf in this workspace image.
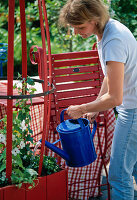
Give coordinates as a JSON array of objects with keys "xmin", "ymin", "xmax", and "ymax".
[
  {"xmin": 26, "ymin": 77, "xmax": 35, "ymax": 86},
  {"xmin": 12, "ymin": 154, "xmax": 25, "ymax": 169},
  {"xmin": 13, "ymin": 83, "xmax": 17, "ymax": 89},
  {"xmin": 30, "ymin": 88, "xmax": 37, "ymax": 93},
  {"xmin": 0, "ymin": 163, "xmax": 6, "ymax": 173},
  {"xmin": 0, "ymin": 148, "xmax": 6, "ymax": 161},
  {"xmin": 18, "ymin": 183, "xmax": 23, "ymax": 189},
  {"xmin": 25, "ymin": 168, "xmax": 38, "ymax": 177},
  {"xmin": 26, "ymin": 134, "xmax": 33, "ymax": 142},
  {"xmin": 22, "ymin": 109, "xmax": 26, "ymax": 114},
  {"xmin": 28, "ymin": 127, "xmax": 33, "ymax": 134}
]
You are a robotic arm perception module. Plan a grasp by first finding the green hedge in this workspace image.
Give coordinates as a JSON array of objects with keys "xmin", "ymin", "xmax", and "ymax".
[{"xmin": 0, "ymin": 0, "xmax": 136, "ymax": 76}]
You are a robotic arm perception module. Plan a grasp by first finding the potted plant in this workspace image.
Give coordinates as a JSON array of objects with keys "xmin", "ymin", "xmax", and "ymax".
[{"xmin": 0, "ymin": 76, "xmax": 68, "ymax": 200}]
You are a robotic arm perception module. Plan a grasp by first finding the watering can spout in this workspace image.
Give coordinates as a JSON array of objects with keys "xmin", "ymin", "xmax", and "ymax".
[{"xmin": 44, "ymin": 140, "xmax": 70, "ymax": 162}]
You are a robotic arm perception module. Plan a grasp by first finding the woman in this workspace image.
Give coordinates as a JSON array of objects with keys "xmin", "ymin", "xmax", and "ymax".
[{"xmin": 59, "ymin": 0, "xmax": 137, "ymax": 199}]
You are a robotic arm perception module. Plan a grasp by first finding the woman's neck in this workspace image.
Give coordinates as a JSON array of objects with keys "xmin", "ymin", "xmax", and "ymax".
[{"xmin": 96, "ymin": 33, "xmax": 103, "ymax": 42}]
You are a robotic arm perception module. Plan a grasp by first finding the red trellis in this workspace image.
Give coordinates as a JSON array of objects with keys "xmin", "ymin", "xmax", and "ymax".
[
  {"xmin": 0, "ymin": 0, "xmax": 116, "ymax": 200},
  {"xmin": 5, "ymin": 0, "xmax": 52, "ymax": 179}
]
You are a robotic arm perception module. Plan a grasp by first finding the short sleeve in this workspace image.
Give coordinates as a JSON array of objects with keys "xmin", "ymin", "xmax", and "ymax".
[{"xmin": 103, "ymin": 38, "xmax": 127, "ymax": 64}]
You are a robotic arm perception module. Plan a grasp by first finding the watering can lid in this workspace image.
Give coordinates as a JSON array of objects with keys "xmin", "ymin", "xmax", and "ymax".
[{"xmin": 57, "ymin": 119, "xmax": 82, "ymax": 133}]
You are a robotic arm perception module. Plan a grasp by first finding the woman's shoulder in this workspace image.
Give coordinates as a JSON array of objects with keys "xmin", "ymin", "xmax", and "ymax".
[{"xmin": 102, "ymin": 18, "xmax": 136, "ymax": 47}]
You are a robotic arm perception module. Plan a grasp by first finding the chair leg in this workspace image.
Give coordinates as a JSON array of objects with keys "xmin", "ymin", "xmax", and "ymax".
[
  {"xmin": 107, "ymin": 183, "xmax": 111, "ymax": 200},
  {"xmin": 102, "ymin": 158, "xmax": 111, "ymax": 200},
  {"xmin": 96, "ymin": 127, "xmax": 111, "ymax": 200}
]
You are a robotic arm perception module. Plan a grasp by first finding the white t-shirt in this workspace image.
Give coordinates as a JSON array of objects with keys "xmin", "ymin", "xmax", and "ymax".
[{"xmin": 97, "ymin": 19, "xmax": 137, "ymax": 110}]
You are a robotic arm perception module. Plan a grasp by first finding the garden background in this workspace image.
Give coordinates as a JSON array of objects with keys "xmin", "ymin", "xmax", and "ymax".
[{"xmin": 0, "ymin": 0, "xmax": 136, "ymax": 76}]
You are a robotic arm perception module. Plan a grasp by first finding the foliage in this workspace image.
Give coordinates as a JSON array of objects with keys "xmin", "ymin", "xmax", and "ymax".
[
  {"xmin": 0, "ymin": 1, "xmax": 41, "ymax": 76},
  {"xmin": 110, "ymin": 0, "xmax": 137, "ymax": 38},
  {"xmin": 0, "ymin": 0, "xmax": 96, "ymax": 69},
  {"xmin": 0, "ymin": 0, "xmax": 136, "ymax": 76},
  {"xmin": 46, "ymin": 0, "xmax": 96, "ymax": 53},
  {"xmin": 0, "ymin": 76, "xmax": 60, "ymax": 188}
]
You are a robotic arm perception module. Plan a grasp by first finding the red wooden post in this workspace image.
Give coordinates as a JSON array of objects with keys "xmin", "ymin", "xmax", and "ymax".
[
  {"xmin": 19, "ymin": 0, "xmax": 27, "ymax": 79},
  {"xmin": 6, "ymin": 0, "xmax": 15, "ymax": 181},
  {"xmin": 37, "ymin": 0, "xmax": 49, "ymax": 176},
  {"xmin": 42, "ymin": 0, "xmax": 52, "ymax": 144}
]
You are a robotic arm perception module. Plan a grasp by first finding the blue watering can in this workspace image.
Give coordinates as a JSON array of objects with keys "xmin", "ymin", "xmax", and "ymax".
[{"xmin": 44, "ymin": 109, "xmax": 97, "ymax": 167}]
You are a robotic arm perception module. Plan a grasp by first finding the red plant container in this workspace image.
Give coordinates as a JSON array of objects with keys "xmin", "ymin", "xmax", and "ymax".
[
  {"xmin": 0, "ymin": 185, "xmax": 25, "ymax": 200},
  {"xmin": 25, "ymin": 176, "xmax": 47, "ymax": 200},
  {"xmin": 0, "ymin": 169, "xmax": 68, "ymax": 200},
  {"xmin": 46, "ymin": 169, "xmax": 68, "ymax": 200}
]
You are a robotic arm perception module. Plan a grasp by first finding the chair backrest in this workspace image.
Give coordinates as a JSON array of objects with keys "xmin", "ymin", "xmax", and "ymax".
[
  {"xmin": 31, "ymin": 46, "xmax": 105, "ymax": 133},
  {"xmin": 51, "ymin": 49, "xmax": 104, "ymax": 124}
]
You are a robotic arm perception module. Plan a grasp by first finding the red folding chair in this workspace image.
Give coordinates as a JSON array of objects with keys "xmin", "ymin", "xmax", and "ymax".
[{"xmin": 30, "ymin": 44, "xmax": 116, "ymax": 199}]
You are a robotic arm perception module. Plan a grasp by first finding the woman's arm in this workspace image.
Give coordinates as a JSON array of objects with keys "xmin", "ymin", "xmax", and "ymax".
[
  {"xmin": 83, "ymin": 76, "xmax": 107, "ymax": 122},
  {"xmin": 97, "ymin": 76, "xmax": 108, "ymax": 99},
  {"xmin": 67, "ymin": 61, "xmax": 124, "ymax": 119}
]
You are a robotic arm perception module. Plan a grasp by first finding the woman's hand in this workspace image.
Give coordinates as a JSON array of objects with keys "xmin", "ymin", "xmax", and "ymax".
[
  {"xmin": 66, "ymin": 105, "xmax": 86, "ymax": 119},
  {"xmin": 83, "ymin": 112, "xmax": 99, "ymax": 123}
]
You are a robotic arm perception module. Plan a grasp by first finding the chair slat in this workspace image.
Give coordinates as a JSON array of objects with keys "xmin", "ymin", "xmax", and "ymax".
[
  {"xmin": 56, "ymin": 87, "xmax": 100, "ymax": 99},
  {"xmin": 57, "ymin": 95, "xmax": 97, "ymax": 107},
  {"xmin": 55, "ymin": 73, "xmax": 100, "ymax": 83},
  {"xmin": 54, "ymin": 65, "xmax": 99, "ymax": 76},
  {"xmin": 52, "ymin": 50, "xmax": 98, "ymax": 60},
  {"xmin": 53, "ymin": 57, "xmax": 99, "ymax": 68},
  {"xmin": 55, "ymin": 80, "xmax": 100, "ymax": 91}
]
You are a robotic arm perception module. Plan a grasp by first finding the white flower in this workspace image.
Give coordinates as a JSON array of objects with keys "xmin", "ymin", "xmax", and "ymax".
[
  {"xmin": 23, "ymin": 155, "xmax": 27, "ymax": 159},
  {"xmin": 0, "ymin": 134, "xmax": 6, "ymax": 144},
  {"xmin": 12, "ymin": 134, "xmax": 16, "ymax": 141},
  {"xmin": 12, "ymin": 159, "xmax": 16, "ymax": 164},
  {"xmin": 21, "ymin": 120, "xmax": 27, "ymax": 131},
  {"xmin": 20, "ymin": 141, "xmax": 25, "ymax": 149},
  {"xmin": 1, "ymin": 172, "xmax": 6, "ymax": 181},
  {"xmin": 2, "ymin": 172, "xmax": 6, "ymax": 177},
  {"xmin": 12, "ymin": 147, "xmax": 20, "ymax": 156}
]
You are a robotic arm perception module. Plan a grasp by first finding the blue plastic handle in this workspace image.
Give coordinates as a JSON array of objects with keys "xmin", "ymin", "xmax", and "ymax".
[{"xmin": 60, "ymin": 108, "xmax": 68, "ymax": 123}]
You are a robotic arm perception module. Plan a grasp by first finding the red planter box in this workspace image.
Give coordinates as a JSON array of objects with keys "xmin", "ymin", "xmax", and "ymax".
[
  {"xmin": 0, "ymin": 169, "xmax": 68, "ymax": 200},
  {"xmin": 47, "ymin": 168, "xmax": 68, "ymax": 200},
  {"xmin": 0, "ymin": 185, "xmax": 25, "ymax": 200},
  {"xmin": 25, "ymin": 176, "xmax": 47, "ymax": 200}
]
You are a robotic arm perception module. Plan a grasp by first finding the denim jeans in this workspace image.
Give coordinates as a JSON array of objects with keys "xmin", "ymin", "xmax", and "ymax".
[{"xmin": 108, "ymin": 108, "xmax": 137, "ymax": 200}]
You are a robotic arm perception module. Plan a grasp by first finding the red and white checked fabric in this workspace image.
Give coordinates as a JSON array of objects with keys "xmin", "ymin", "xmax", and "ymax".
[
  {"xmin": 29, "ymin": 104, "xmax": 44, "ymax": 142},
  {"xmin": 0, "ymin": 105, "xmax": 7, "ymax": 129}
]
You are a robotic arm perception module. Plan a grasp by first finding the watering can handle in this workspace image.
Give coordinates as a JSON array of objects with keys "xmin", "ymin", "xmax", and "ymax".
[
  {"xmin": 60, "ymin": 108, "xmax": 97, "ymax": 135},
  {"xmin": 60, "ymin": 108, "xmax": 86, "ymax": 130},
  {"xmin": 60, "ymin": 108, "xmax": 68, "ymax": 123}
]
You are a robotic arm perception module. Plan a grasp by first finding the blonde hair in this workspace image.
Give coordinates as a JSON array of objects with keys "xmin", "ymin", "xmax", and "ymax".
[{"xmin": 59, "ymin": 0, "xmax": 110, "ymax": 34}]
